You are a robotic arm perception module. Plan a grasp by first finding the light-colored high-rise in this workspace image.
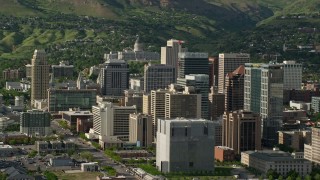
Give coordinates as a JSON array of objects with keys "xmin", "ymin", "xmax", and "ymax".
[
  {"xmin": 222, "ymin": 110, "xmax": 261, "ymax": 154},
  {"xmin": 218, "ymin": 53, "xmax": 250, "ymax": 93},
  {"xmin": 151, "ymin": 89, "xmax": 169, "ymax": 136},
  {"xmin": 304, "ymin": 127, "xmax": 320, "ymax": 165},
  {"xmin": 244, "ymin": 63, "xmax": 283, "ymax": 146},
  {"xmin": 92, "ymin": 102, "xmax": 136, "ymax": 141},
  {"xmin": 143, "ymin": 94, "xmax": 151, "ymax": 115},
  {"xmin": 161, "ymin": 39, "xmax": 187, "ymax": 78},
  {"xmin": 129, "ymin": 113, "xmax": 153, "ymax": 147},
  {"xmin": 31, "ymin": 49, "xmax": 50, "ymax": 106},
  {"xmin": 282, "ymin": 61, "xmax": 302, "ymax": 90},
  {"xmin": 144, "ymin": 64, "xmax": 175, "ymax": 93},
  {"xmin": 156, "ymin": 118, "xmax": 215, "ymax": 173}
]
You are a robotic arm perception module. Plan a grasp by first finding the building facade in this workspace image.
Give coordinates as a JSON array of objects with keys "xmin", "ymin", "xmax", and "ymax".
[
  {"xmin": 129, "ymin": 113, "xmax": 153, "ymax": 147},
  {"xmin": 312, "ymin": 96, "xmax": 320, "ymax": 113},
  {"xmin": 2, "ymin": 68, "xmax": 24, "ymax": 80},
  {"xmin": 223, "ymin": 110, "xmax": 261, "ymax": 154},
  {"xmin": 282, "ymin": 61, "xmax": 302, "ymax": 90},
  {"xmin": 225, "ymin": 65, "xmax": 244, "ymax": 112},
  {"xmin": 31, "ymin": 50, "xmax": 50, "ymax": 106},
  {"xmin": 209, "ymin": 87, "xmax": 225, "ymax": 120},
  {"xmin": 177, "ymin": 52, "xmax": 209, "ymax": 79},
  {"xmin": 156, "ymin": 118, "xmax": 215, "ymax": 173},
  {"xmin": 20, "ymin": 110, "xmax": 51, "ymax": 136},
  {"xmin": 48, "ymin": 88, "xmax": 96, "ymax": 112},
  {"xmin": 51, "ymin": 61, "xmax": 74, "ymax": 78},
  {"xmin": 99, "ymin": 59, "xmax": 129, "ymax": 96},
  {"xmin": 218, "ymin": 53, "xmax": 250, "ymax": 93},
  {"xmin": 144, "ymin": 64, "xmax": 175, "ymax": 93}
]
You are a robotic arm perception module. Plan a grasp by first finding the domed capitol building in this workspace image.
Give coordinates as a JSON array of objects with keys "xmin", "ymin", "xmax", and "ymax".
[{"xmin": 105, "ymin": 36, "xmax": 160, "ymax": 61}]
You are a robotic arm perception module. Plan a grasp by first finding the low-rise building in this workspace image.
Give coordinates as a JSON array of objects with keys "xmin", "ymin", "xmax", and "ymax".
[
  {"xmin": 290, "ymin": 101, "xmax": 311, "ymax": 111},
  {"xmin": 0, "ymin": 117, "xmax": 15, "ymax": 131},
  {"xmin": 77, "ymin": 117, "xmax": 93, "ymax": 133},
  {"xmin": 36, "ymin": 141, "xmax": 75, "ymax": 154},
  {"xmin": 214, "ymin": 146, "xmax": 235, "ymax": 162},
  {"xmin": 49, "ymin": 157, "xmax": 74, "ymax": 167},
  {"xmin": 61, "ymin": 111, "xmax": 93, "ymax": 131},
  {"xmin": 81, "ymin": 162, "xmax": 99, "ymax": 172},
  {"xmin": 278, "ymin": 130, "xmax": 311, "ymax": 151},
  {"xmin": 0, "ymin": 143, "xmax": 20, "ymax": 157},
  {"xmin": 241, "ymin": 148, "xmax": 312, "ymax": 177}
]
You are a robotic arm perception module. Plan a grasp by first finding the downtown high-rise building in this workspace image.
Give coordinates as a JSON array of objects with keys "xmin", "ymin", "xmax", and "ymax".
[
  {"xmin": 177, "ymin": 52, "xmax": 209, "ymax": 79},
  {"xmin": 20, "ymin": 110, "xmax": 51, "ymax": 136},
  {"xmin": 129, "ymin": 113, "xmax": 153, "ymax": 147},
  {"xmin": 31, "ymin": 49, "xmax": 50, "ymax": 106},
  {"xmin": 224, "ymin": 65, "xmax": 244, "ymax": 112},
  {"xmin": 177, "ymin": 74, "xmax": 210, "ymax": 119},
  {"xmin": 218, "ymin": 53, "xmax": 250, "ymax": 93},
  {"xmin": 99, "ymin": 59, "xmax": 129, "ymax": 96},
  {"xmin": 244, "ymin": 63, "xmax": 284, "ymax": 146},
  {"xmin": 282, "ymin": 61, "xmax": 302, "ymax": 90},
  {"xmin": 161, "ymin": 39, "xmax": 187, "ymax": 79},
  {"xmin": 144, "ymin": 63, "xmax": 176, "ymax": 93}
]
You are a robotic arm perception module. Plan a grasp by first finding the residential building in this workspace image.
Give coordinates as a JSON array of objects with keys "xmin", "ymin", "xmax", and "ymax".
[
  {"xmin": 178, "ymin": 74, "xmax": 209, "ymax": 119},
  {"xmin": 282, "ymin": 61, "xmax": 302, "ymax": 90},
  {"xmin": 209, "ymin": 87, "xmax": 225, "ymax": 120},
  {"xmin": 144, "ymin": 64, "xmax": 175, "ymax": 93},
  {"xmin": 81, "ymin": 162, "xmax": 99, "ymax": 172},
  {"xmin": 99, "ymin": 59, "xmax": 129, "ymax": 96},
  {"xmin": 241, "ymin": 149, "xmax": 312, "ymax": 177},
  {"xmin": 48, "ymin": 88, "xmax": 96, "ymax": 112},
  {"xmin": 51, "ymin": 61, "xmax": 74, "ymax": 78},
  {"xmin": 225, "ymin": 65, "xmax": 244, "ymax": 112},
  {"xmin": 177, "ymin": 52, "xmax": 208, "ymax": 79},
  {"xmin": 2, "ymin": 68, "xmax": 24, "ymax": 80},
  {"xmin": 312, "ymin": 96, "xmax": 320, "ymax": 113},
  {"xmin": 218, "ymin": 53, "xmax": 250, "ymax": 93},
  {"xmin": 244, "ymin": 63, "xmax": 284, "ymax": 146},
  {"xmin": 278, "ymin": 130, "xmax": 311, "ymax": 151},
  {"xmin": 20, "ymin": 110, "xmax": 51, "ymax": 137},
  {"xmin": 223, "ymin": 110, "xmax": 261, "ymax": 154},
  {"xmin": 30, "ymin": 49, "xmax": 50, "ymax": 106},
  {"xmin": 161, "ymin": 39, "xmax": 187, "ymax": 78},
  {"xmin": 92, "ymin": 102, "xmax": 136, "ymax": 141},
  {"xmin": 129, "ymin": 113, "xmax": 153, "ymax": 147},
  {"xmin": 156, "ymin": 118, "xmax": 215, "ymax": 173},
  {"xmin": 214, "ymin": 146, "xmax": 235, "ymax": 162},
  {"xmin": 304, "ymin": 127, "xmax": 320, "ymax": 165}
]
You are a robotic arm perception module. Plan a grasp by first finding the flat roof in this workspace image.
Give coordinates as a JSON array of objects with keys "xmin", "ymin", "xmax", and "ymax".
[{"xmin": 61, "ymin": 111, "xmax": 92, "ymax": 116}]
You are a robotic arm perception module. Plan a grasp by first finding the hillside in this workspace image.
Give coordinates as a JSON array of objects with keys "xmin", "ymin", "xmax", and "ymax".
[{"xmin": 0, "ymin": 0, "xmax": 318, "ymax": 74}]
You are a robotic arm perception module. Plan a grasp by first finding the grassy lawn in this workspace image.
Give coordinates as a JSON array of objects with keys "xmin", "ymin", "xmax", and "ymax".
[
  {"xmin": 54, "ymin": 171, "xmax": 101, "ymax": 180},
  {"xmin": 58, "ymin": 120, "xmax": 70, "ymax": 129},
  {"xmin": 104, "ymin": 149, "xmax": 121, "ymax": 162},
  {"xmin": 101, "ymin": 166, "xmax": 117, "ymax": 176},
  {"xmin": 138, "ymin": 164, "xmax": 162, "ymax": 176}
]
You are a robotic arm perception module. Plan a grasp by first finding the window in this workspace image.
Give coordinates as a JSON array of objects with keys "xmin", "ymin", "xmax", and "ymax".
[
  {"xmin": 185, "ymin": 128, "xmax": 188, "ymax": 136},
  {"xmin": 171, "ymin": 128, "xmax": 175, "ymax": 136},
  {"xmin": 189, "ymin": 162, "xmax": 194, "ymax": 167}
]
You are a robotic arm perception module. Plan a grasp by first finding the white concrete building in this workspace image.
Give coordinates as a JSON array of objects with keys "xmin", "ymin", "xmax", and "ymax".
[
  {"xmin": 290, "ymin": 100, "xmax": 311, "ymax": 111},
  {"xmin": 241, "ymin": 148, "xmax": 311, "ymax": 177},
  {"xmin": 156, "ymin": 118, "xmax": 215, "ymax": 173},
  {"xmin": 81, "ymin": 162, "xmax": 99, "ymax": 172},
  {"xmin": 282, "ymin": 61, "xmax": 302, "ymax": 90},
  {"xmin": 92, "ymin": 102, "xmax": 136, "ymax": 141},
  {"xmin": 0, "ymin": 117, "xmax": 14, "ymax": 131}
]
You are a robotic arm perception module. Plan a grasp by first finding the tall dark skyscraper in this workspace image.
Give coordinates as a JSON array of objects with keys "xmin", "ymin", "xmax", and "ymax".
[{"xmin": 178, "ymin": 52, "xmax": 209, "ymax": 79}]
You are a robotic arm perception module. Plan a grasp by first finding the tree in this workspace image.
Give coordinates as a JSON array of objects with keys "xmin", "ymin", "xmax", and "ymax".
[
  {"xmin": 266, "ymin": 169, "xmax": 280, "ymax": 180},
  {"xmin": 315, "ymin": 173, "xmax": 320, "ymax": 180},
  {"xmin": 286, "ymin": 170, "xmax": 298, "ymax": 180},
  {"xmin": 305, "ymin": 175, "xmax": 312, "ymax": 180}
]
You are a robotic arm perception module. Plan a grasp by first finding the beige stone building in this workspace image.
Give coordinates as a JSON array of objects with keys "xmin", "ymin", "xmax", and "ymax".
[
  {"xmin": 278, "ymin": 130, "xmax": 311, "ymax": 151},
  {"xmin": 31, "ymin": 49, "xmax": 50, "ymax": 106},
  {"xmin": 142, "ymin": 94, "xmax": 151, "ymax": 115},
  {"xmin": 129, "ymin": 113, "xmax": 153, "ymax": 147},
  {"xmin": 304, "ymin": 127, "xmax": 320, "ymax": 164}
]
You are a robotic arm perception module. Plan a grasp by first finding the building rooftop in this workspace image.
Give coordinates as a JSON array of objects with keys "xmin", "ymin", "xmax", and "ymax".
[
  {"xmin": 243, "ymin": 149, "xmax": 309, "ymax": 162},
  {"xmin": 215, "ymin": 146, "xmax": 234, "ymax": 151},
  {"xmin": 60, "ymin": 111, "xmax": 92, "ymax": 116}
]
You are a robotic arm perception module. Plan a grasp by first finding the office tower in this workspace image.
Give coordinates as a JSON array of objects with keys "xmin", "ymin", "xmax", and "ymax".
[
  {"xmin": 222, "ymin": 110, "xmax": 261, "ymax": 154},
  {"xmin": 51, "ymin": 61, "xmax": 74, "ymax": 78},
  {"xmin": 99, "ymin": 59, "xmax": 129, "ymax": 96},
  {"xmin": 224, "ymin": 65, "xmax": 244, "ymax": 112},
  {"xmin": 165, "ymin": 91, "xmax": 201, "ymax": 119},
  {"xmin": 178, "ymin": 52, "xmax": 209, "ymax": 79},
  {"xmin": 92, "ymin": 102, "xmax": 136, "ymax": 141},
  {"xmin": 124, "ymin": 90, "xmax": 143, "ymax": 113},
  {"xmin": 161, "ymin": 39, "xmax": 187, "ymax": 78},
  {"xmin": 209, "ymin": 57, "xmax": 219, "ymax": 88},
  {"xmin": 304, "ymin": 127, "xmax": 320, "ymax": 164},
  {"xmin": 31, "ymin": 49, "xmax": 50, "ymax": 106},
  {"xmin": 143, "ymin": 94, "xmax": 151, "ymax": 115},
  {"xmin": 151, "ymin": 89, "xmax": 169, "ymax": 137},
  {"xmin": 129, "ymin": 113, "xmax": 153, "ymax": 147},
  {"xmin": 218, "ymin": 53, "xmax": 250, "ymax": 93},
  {"xmin": 178, "ymin": 74, "xmax": 209, "ymax": 119},
  {"xmin": 312, "ymin": 97, "xmax": 320, "ymax": 113},
  {"xmin": 20, "ymin": 110, "xmax": 51, "ymax": 136},
  {"xmin": 48, "ymin": 88, "xmax": 96, "ymax": 112},
  {"xmin": 244, "ymin": 63, "xmax": 284, "ymax": 146},
  {"xmin": 156, "ymin": 118, "xmax": 215, "ymax": 173},
  {"xmin": 144, "ymin": 64, "xmax": 175, "ymax": 93},
  {"xmin": 209, "ymin": 87, "xmax": 225, "ymax": 120},
  {"xmin": 283, "ymin": 61, "xmax": 302, "ymax": 90}
]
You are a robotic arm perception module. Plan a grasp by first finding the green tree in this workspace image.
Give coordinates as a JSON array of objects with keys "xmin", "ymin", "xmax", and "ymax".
[
  {"xmin": 305, "ymin": 175, "xmax": 312, "ymax": 180},
  {"xmin": 315, "ymin": 173, "xmax": 320, "ymax": 180},
  {"xmin": 266, "ymin": 169, "xmax": 280, "ymax": 180},
  {"xmin": 44, "ymin": 171, "xmax": 58, "ymax": 180},
  {"xmin": 286, "ymin": 170, "xmax": 298, "ymax": 180}
]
